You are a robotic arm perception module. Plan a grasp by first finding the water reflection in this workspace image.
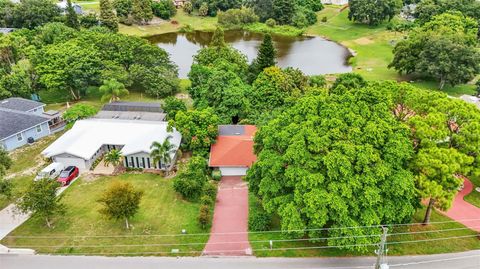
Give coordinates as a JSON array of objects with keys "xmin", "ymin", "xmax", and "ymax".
[{"xmin": 147, "ymin": 30, "xmax": 352, "ymax": 78}]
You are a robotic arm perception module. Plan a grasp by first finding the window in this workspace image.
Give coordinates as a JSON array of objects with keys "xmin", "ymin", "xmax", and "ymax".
[
  {"xmin": 136, "ymin": 157, "xmax": 139, "ymax": 168},
  {"xmin": 141, "ymin": 158, "xmax": 145, "ymax": 168},
  {"xmin": 36, "ymin": 125, "xmax": 42, "ymax": 133},
  {"xmin": 124, "ymin": 157, "xmax": 129, "ymax": 168},
  {"xmin": 16, "ymin": 133, "xmax": 23, "ymax": 141},
  {"xmin": 147, "ymin": 158, "xmax": 151, "ymax": 169},
  {"xmin": 130, "ymin": 157, "xmax": 135, "ymax": 168}
]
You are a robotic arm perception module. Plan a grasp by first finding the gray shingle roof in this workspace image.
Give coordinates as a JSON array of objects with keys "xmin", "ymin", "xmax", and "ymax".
[
  {"xmin": 218, "ymin": 125, "xmax": 246, "ymax": 136},
  {"xmin": 102, "ymin": 101, "xmax": 163, "ymax": 113},
  {"xmin": 0, "ymin": 97, "xmax": 45, "ymax": 112},
  {"xmin": 0, "ymin": 108, "xmax": 49, "ymax": 140}
]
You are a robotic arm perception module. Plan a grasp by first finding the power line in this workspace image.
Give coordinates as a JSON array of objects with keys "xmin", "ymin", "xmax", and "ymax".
[
  {"xmin": 10, "ymin": 226, "xmax": 479, "ymax": 249},
  {"xmin": 6, "ymin": 218, "xmax": 480, "ymax": 239},
  {"xmin": 10, "ymin": 235, "xmax": 479, "ymax": 255}
]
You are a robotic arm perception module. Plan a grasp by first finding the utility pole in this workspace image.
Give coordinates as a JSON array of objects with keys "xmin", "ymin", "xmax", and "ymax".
[{"xmin": 375, "ymin": 226, "xmax": 389, "ymax": 269}]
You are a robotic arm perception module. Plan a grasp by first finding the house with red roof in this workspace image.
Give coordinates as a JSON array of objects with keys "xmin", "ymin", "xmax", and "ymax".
[{"xmin": 208, "ymin": 125, "xmax": 257, "ymax": 176}]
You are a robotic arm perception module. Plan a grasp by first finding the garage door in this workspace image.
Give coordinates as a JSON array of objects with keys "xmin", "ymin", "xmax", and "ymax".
[
  {"xmin": 219, "ymin": 167, "xmax": 248, "ymax": 176},
  {"xmin": 53, "ymin": 157, "xmax": 87, "ymax": 172}
]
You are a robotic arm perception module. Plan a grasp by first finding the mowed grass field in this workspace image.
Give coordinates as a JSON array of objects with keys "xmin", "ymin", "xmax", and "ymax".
[
  {"xmin": 1, "ymin": 173, "xmax": 210, "ymax": 256},
  {"xmin": 307, "ymin": 6, "xmax": 477, "ymax": 96},
  {"xmin": 249, "ymin": 194, "xmax": 480, "ymax": 257}
]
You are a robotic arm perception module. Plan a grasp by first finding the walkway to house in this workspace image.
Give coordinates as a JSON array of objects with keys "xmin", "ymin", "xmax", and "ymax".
[
  {"xmin": 441, "ymin": 177, "xmax": 480, "ymax": 232},
  {"xmin": 202, "ymin": 176, "xmax": 252, "ymax": 256},
  {"xmin": 92, "ymin": 159, "xmax": 115, "ymax": 175}
]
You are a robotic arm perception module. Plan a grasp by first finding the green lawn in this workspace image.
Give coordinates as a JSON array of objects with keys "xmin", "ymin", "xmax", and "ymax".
[
  {"xmin": 465, "ymin": 176, "xmax": 480, "ymax": 208},
  {"xmin": 119, "ymin": 10, "xmax": 217, "ymax": 37},
  {"xmin": 1, "ymin": 173, "xmax": 209, "ymax": 256},
  {"xmin": 249, "ymin": 194, "xmax": 480, "ymax": 257},
  {"xmin": 0, "ymin": 133, "xmax": 64, "ymax": 209},
  {"xmin": 77, "ymin": 1, "xmax": 100, "ymax": 12},
  {"xmin": 306, "ymin": 6, "xmax": 475, "ymax": 96}
]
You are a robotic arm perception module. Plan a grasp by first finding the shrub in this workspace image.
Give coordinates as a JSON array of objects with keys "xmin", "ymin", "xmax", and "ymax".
[
  {"xmin": 198, "ymin": 2, "xmax": 208, "ymax": 17},
  {"xmin": 183, "ymin": 1, "xmax": 193, "ymax": 14},
  {"xmin": 179, "ymin": 24, "xmax": 194, "ymax": 33},
  {"xmin": 476, "ymin": 80, "xmax": 480, "ymax": 97},
  {"xmin": 202, "ymin": 182, "xmax": 217, "ymax": 201},
  {"xmin": 200, "ymin": 195, "xmax": 214, "ymax": 206},
  {"xmin": 211, "ymin": 170, "xmax": 221, "ymax": 181},
  {"xmin": 151, "ymin": 0, "xmax": 176, "ymax": 20},
  {"xmin": 321, "ymin": 16, "xmax": 327, "ymax": 22},
  {"xmin": 80, "ymin": 13, "xmax": 100, "ymax": 28},
  {"xmin": 162, "ymin": 96, "xmax": 186, "ymax": 120},
  {"xmin": 198, "ymin": 204, "xmax": 211, "ymax": 229},
  {"xmin": 62, "ymin": 104, "xmax": 98, "ymax": 122},
  {"xmin": 248, "ymin": 209, "xmax": 272, "ymax": 231},
  {"xmin": 0, "ymin": 179, "xmax": 13, "ymax": 199},
  {"xmin": 308, "ymin": 75, "xmax": 327, "ymax": 88},
  {"xmin": 113, "ymin": 0, "xmax": 133, "ymax": 18},
  {"xmin": 172, "ymin": 156, "xmax": 209, "ymax": 201},
  {"xmin": 265, "ymin": 18, "xmax": 276, "ymax": 27},
  {"xmin": 218, "ymin": 7, "xmax": 258, "ymax": 29}
]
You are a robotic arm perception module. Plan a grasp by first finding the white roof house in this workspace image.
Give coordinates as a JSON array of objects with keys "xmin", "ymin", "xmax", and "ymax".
[{"xmin": 42, "ymin": 119, "xmax": 181, "ymax": 171}]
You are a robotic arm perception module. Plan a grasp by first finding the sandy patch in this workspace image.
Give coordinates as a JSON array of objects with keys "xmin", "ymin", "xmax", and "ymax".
[{"xmin": 354, "ymin": 37, "xmax": 374, "ymax": 45}]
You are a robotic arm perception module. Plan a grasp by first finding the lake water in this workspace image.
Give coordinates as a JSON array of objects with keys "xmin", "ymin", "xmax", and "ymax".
[{"xmin": 148, "ymin": 30, "xmax": 352, "ymax": 78}]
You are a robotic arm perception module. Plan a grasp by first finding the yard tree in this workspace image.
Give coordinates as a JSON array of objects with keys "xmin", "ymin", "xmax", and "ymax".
[
  {"xmin": 11, "ymin": 0, "xmax": 60, "ymax": 29},
  {"xmin": 173, "ymin": 156, "xmax": 209, "ymax": 200},
  {"xmin": 0, "ymin": 179, "xmax": 13, "ymax": 199},
  {"xmin": 272, "ymin": 0, "xmax": 296, "ymax": 25},
  {"xmin": 104, "ymin": 149, "xmax": 123, "ymax": 168},
  {"xmin": 348, "ymin": 0, "xmax": 402, "ymax": 25},
  {"xmin": 189, "ymin": 60, "xmax": 250, "ymax": 123},
  {"xmin": 113, "ymin": 0, "xmax": 132, "ymax": 18},
  {"xmin": 389, "ymin": 12, "xmax": 480, "ymax": 89},
  {"xmin": 98, "ymin": 181, "xmax": 143, "ymax": 229},
  {"xmin": 62, "ymin": 103, "xmax": 99, "ymax": 122},
  {"xmin": 183, "ymin": 1, "xmax": 192, "ymax": 14},
  {"xmin": 0, "ymin": 148, "xmax": 12, "ymax": 177},
  {"xmin": 150, "ymin": 136, "xmax": 176, "ymax": 172},
  {"xmin": 415, "ymin": 0, "xmax": 480, "ymax": 25},
  {"xmin": 198, "ymin": 2, "xmax": 208, "ymax": 16},
  {"xmin": 390, "ymin": 84, "xmax": 480, "ymax": 224},
  {"xmin": 168, "ymin": 108, "xmax": 220, "ymax": 155},
  {"xmin": 476, "ymin": 80, "xmax": 480, "ymax": 97},
  {"xmin": 130, "ymin": 64, "xmax": 179, "ymax": 98},
  {"xmin": 0, "ymin": 59, "xmax": 38, "ymax": 99},
  {"xmin": 99, "ymin": 78, "xmax": 129, "ymax": 103},
  {"xmin": 248, "ymin": 33, "xmax": 276, "ymax": 83},
  {"xmin": 0, "ymin": 0, "xmax": 14, "ymax": 27},
  {"xmin": 245, "ymin": 0, "xmax": 274, "ymax": 22},
  {"xmin": 65, "ymin": 0, "xmax": 80, "ymax": 30},
  {"xmin": 331, "ymin": 73, "xmax": 367, "ymax": 93},
  {"xmin": 17, "ymin": 180, "xmax": 64, "ymax": 228},
  {"xmin": 100, "ymin": 0, "xmax": 119, "ymax": 31},
  {"xmin": 34, "ymin": 40, "xmax": 103, "ymax": 100},
  {"xmin": 247, "ymin": 85, "xmax": 417, "ymax": 251},
  {"xmin": 162, "ymin": 96, "xmax": 187, "ymax": 120},
  {"xmin": 132, "ymin": 0, "xmax": 153, "ymax": 25}
]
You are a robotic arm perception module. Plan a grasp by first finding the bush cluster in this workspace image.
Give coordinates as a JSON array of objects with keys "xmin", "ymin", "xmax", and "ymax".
[{"xmin": 218, "ymin": 7, "xmax": 258, "ymax": 29}]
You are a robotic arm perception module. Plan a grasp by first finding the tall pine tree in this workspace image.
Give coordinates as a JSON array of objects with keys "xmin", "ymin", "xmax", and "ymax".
[
  {"xmin": 248, "ymin": 33, "xmax": 276, "ymax": 83},
  {"xmin": 132, "ymin": 0, "xmax": 153, "ymax": 25},
  {"xmin": 100, "ymin": 0, "xmax": 119, "ymax": 31},
  {"xmin": 65, "ymin": 0, "xmax": 80, "ymax": 29}
]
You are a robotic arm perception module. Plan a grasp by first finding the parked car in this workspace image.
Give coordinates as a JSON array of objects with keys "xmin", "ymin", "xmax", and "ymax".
[
  {"xmin": 34, "ymin": 162, "xmax": 64, "ymax": 181},
  {"xmin": 57, "ymin": 166, "xmax": 79, "ymax": 186}
]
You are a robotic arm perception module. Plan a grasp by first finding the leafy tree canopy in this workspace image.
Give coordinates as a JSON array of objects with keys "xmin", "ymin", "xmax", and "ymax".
[
  {"xmin": 62, "ymin": 103, "xmax": 98, "ymax": 122},
  {"xmin": 348, "ymin": 0, "xmax": 402, "ymax": 25},
  {"xmin": 247, "ymin": 83, "xmax": 417, "ymax": 251}
]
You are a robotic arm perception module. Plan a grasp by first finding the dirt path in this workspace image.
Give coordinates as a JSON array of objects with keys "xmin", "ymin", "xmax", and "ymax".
[
  {"xmin": 202, "ymin": 176, "xmax": 251, "ymax": 256},
  {"xmin": 441, "ymin": 178, "xmax": 480, "ymax": 232}
]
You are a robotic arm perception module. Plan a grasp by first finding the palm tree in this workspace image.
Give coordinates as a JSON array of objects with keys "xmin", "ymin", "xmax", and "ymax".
[
  {"xmin": 104, "ymin": 149, "xmax": 122, "ymax": 167},
  {"xmin": 99, "ymin": 79, "xmax": 129, "ymax": 103},
  {"xmin": 150, "ymin": 136, "xmax": 176, "ymax": 174}
]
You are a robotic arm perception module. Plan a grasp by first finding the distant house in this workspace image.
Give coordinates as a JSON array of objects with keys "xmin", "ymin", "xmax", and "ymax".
[
  {"xmin": 0, "ymin": 98, "xmax": 51, "ymax": 151},
  {"xmin": 321, "ymin": 0, "xmax": 349, "ymax": 5},
  {"xmin": 209, "ymin": 125, "xmax": 257, "ymax": 176},
  {"xmin": 56, "ymin": 0, "xmax": 83, "ymax": 15},
  {"xmin": 42, "ymin": 101, "xmax": 180, "ymax": 172}
]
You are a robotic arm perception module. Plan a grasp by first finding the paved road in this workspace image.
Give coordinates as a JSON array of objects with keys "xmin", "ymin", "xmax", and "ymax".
[{"xmin": 1, "ymin": 250, "xmax": 479, "ymax": 269}]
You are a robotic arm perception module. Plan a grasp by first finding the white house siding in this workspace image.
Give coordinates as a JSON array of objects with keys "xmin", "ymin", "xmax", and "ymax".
[
  {"xmin": 52, "ymin": 153, "xmax": 88, "ymax": 172},
  {"xmin": 124, "ymin": 151, "xmax": 177, "ymax": 170},
  {"xmin": 27, "ymin": 106, "xmax": 45, "ymax": 116},
  {"xmin": 1, "ymin": 121, "xmax": 50, "ymax": 151},
  {"xmin": 321, "ymin": 0, "xmax": 349, "ymax": 5},
  {"xmin": 219, "ymin": 167, "xmax": 248, "ymax": 176}
]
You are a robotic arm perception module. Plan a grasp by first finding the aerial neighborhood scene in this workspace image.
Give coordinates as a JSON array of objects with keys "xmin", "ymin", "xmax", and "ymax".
[{"xmin": 0, "ymin": 0, "xmax": 479, "ymax": 268}]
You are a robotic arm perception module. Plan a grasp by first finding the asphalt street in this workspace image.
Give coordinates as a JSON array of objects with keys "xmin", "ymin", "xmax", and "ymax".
[{"xmin": 1, "ymin": 250, "xmax": 479, "ymax": 269}]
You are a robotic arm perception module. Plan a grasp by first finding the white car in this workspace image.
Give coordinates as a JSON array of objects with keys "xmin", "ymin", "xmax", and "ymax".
[{"xmin": 34, "ymin": 162, "xmax": 64, "ymax": 181}]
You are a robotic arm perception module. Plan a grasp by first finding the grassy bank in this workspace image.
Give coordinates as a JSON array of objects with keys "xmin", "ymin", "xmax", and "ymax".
[
  {"xmin": 2, "ymin": 173, "xmax": 209, "ymax": 256},
  {"xmin": 249, "ymin": 194, "xmax": 480, "ymax": 257},
  {"xmin": 465, "ymin": 176, "xmax": 480, "ymax": 208}
]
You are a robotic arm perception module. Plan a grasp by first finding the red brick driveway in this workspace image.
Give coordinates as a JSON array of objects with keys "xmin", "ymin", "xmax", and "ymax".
[{"xmin": 202, "ymin": 176, "xmax": 252, "ymax": 256}]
